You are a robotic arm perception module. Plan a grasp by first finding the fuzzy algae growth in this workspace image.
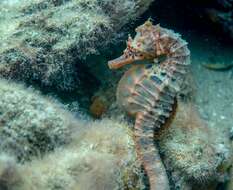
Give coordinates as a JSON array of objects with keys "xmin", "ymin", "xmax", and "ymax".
[
  {"xmin": 0, "ymin": 0, "xmax": 154, "ymax": 91},
  {"xmin": 0, "ymin": 78, "xmax": 231, "ymax": 190},
  {"xmin": 0, "ymin": 119, "xmax": 144, "ymax": 190},
  {"xmin": 159, "ymin": 102, "xmax": 231, "ymax": 188},
  {"xmin": 0, "ymin": 79, "xmax": 75, "ymax": 162}
]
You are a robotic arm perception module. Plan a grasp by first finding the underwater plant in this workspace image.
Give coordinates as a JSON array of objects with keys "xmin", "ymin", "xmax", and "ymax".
[
  {"xmin": 159, "ymin": 102, "xmax": 231, "ymax": 188},
  {"xmin": 108, "ymin": 20, "xmax": 190, "ymax": 190},
  {"xmin": 0, "ymin": 79, "xmax": 76, "ymax": 162},
  {"xmin": 0, "ymin": 119, "xmax": 144, "ymax": 190},
  {"xmin": 0, "ymin": 0, "xmax": 154, "ymax": 91}
]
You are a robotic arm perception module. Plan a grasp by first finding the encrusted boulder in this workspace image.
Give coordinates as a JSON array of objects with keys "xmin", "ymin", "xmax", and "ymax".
[
  {"xmin": 0, "ymin": 79, "xmax": 76, "ymax": 162},
  {"xmin": 0, "ymin": 0, "xmax": 154, "ymax": 91}
]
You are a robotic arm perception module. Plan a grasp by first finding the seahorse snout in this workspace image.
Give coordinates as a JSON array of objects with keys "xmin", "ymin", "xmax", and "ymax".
[{"xmin": 108, "ymin": 55, "xmax": 134, "ymax": 69}]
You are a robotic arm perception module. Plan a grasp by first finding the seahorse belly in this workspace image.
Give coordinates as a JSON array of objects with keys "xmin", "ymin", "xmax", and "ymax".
[{"xmin": 117, "ymin": 64, "xmax": 175, "ymax": 129}]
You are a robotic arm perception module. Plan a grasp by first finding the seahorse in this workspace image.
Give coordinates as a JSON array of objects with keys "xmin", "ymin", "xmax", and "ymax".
[{"xmin": 108, "ymin": 20, "xmax": 190, "ymax": 190}]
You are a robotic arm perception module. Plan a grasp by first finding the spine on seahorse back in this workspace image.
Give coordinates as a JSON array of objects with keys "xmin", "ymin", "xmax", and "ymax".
[
  {"xmin": 140, "ymin": 27, "xmax": 189, "ymax": 189},
  {"xmin": 155, "ymin": 26, "xmax": 190, "ymax": 92},
  {"xmin": 135, "ymin": 27, "xmax": 190, "ymax": 190}
]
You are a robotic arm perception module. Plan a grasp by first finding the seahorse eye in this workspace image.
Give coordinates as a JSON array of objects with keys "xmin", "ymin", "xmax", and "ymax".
[
  {"xmin": 161, "ymin": 72, "xmax": 166, "ymax": 76},
  {"xmin": 146, "ymin": 64, "xmax": 152, "ymax": 69}
]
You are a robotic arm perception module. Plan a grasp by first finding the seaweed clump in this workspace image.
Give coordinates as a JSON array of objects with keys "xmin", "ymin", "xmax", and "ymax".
[
  {"xmin": 158, "ymin": 102, "xmax": 231, "ymax": 189},
  {"xmin": 0, "ymin": 0, "xmax": 154, "ymax": 91},
  {"xmin": 0, "ymin": 119, "xmax": 145, "ymax": 190},
  {"xmin": 0, "ymin": 79, "xmax": 75, "ymax": 162}
]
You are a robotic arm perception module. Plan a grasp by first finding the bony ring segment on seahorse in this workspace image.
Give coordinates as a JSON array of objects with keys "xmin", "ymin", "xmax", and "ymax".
[{"xmin": 108, "ymin": 20, "xmax": 190, "ymax": 190}]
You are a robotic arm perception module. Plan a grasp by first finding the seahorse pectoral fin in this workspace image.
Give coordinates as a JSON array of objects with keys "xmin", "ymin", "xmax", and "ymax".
[{"xmin": 108, "ymin": 55, "xmax": 134, "ymax": 69}]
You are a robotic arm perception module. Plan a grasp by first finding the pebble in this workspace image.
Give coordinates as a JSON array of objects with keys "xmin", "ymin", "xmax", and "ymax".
[{"xmin": 202, "ymin": 62, "xmax": 233, "ymax": 70}]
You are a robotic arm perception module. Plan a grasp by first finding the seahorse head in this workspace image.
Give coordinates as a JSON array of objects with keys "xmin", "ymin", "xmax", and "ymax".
[{"xmin": 108, "ymin": 20, "xmax": 159, "ymax": 69}]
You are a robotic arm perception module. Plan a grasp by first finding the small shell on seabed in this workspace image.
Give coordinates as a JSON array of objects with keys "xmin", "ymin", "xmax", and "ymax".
[{"xmin": 201, "ymin": 61, "xmax": 233, "ymax": 71}]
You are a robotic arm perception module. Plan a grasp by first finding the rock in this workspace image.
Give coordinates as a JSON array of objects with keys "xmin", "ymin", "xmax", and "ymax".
[
  {"xmin": 0, "ymin": 79, "xmax": 76, "ymax": 162},
  {"xmin": 0, "ymin": 0, "xmax": 154, "ymax": 91},
  {"xmin": 0, "ymin": 119, "xmax": 144, "ymax": 190}
]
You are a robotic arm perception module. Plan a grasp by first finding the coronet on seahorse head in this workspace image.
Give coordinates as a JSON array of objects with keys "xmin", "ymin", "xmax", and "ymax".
[{"xmin": 108, "ymin": 20, "xmax": 161, "ymax": 69}]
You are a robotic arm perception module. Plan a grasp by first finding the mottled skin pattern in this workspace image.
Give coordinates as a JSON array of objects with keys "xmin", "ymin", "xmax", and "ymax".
[{"xmin": 108, "ymin": 21, "xmax": 190, "ymax": 190}]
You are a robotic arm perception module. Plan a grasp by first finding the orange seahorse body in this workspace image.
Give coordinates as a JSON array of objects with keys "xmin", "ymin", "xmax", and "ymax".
[{"xmin": 108, "ymin": 21, "xmax": 190, "ymax": 190}]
